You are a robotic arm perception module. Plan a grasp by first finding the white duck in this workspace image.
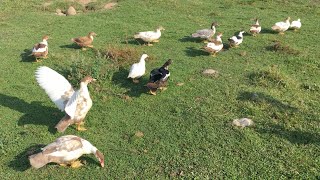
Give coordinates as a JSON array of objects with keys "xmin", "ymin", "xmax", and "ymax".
[
  {"xmin": 35, "ymin": 66, "xmax": 96, "ymax": 132},
  {"xmin": 134, "ymin": 26, "xmax": 165, "ymax": 46},
  {"xmin": 290, "ymin": 18, "xmax": 301, "ymax": 31},
  {"xmin": 29, "ymin": 135, "xmax": 104, "ymax": 169},
  {"xmin": 249, "ymin": 18, "xmax": 261, "ymax": 36},
  {"xmin": 192, "ymin": 22, "xmax": 218, "ymax": 42},
  {"xmin": 32, "ymin": 35, "xmax": 49, "ymax": 62},
  {"xmin": 127, "ymin": 54, "xmax": 149, "ymax": 83},
  {"xmin": 228, "ymin": 31, "xmax": 246, "ymax": 48},
  {"xmin": 201, "ymin": 32, "xmax": 223, "ymax": 57},
  {"xmin": 271, "ymin": 17, "xmax": 291, "ymax": 34}
]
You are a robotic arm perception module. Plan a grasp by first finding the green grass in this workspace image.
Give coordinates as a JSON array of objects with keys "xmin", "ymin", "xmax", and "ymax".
[{"xmin": 0, "ymin": 0, "xmax": 320, "ymax": 179}]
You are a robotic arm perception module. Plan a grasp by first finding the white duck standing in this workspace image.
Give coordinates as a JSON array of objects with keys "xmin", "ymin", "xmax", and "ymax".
[
  {"xmin": 202, "ymin": 33, "xmax": 224, "ymax": 57},
  {"xmin": 249, "ymin": 18, "xmax": 261, "ymax": 36},
  {"xmin": 127, "ymin": 54, "xmax": 149, "ymax": 83},
  {"xmin": 29, "ymin": 135, "xmax": 104, "ymax": 169},
  {"xmin": 35, "ymin": 66, "xmax": 96, "ymax": 132},
  {"xmin": 192, "ymin": 22, "xmax": 218, "ymax": 42},
  {"xmin": 290, "ymin": 18, "xmax": 301, "ymax": 31},
  {"xmin": 271, "ymin": 17, "xmax": 291, "ymax": 34},
  {"xmin": 134, "ymin": 26, "xmax": 165, "ymax": 46},
  {"xmin": 32, "ymin": 35, "xmax": 49, "ymax": 62},
  {"xmin": 228, "ymin": 31, "xmax": 246, "ymax": 48}
]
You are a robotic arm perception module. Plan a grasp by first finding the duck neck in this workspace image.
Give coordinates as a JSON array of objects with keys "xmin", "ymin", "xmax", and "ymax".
[
  {"xmin": 41, "ymin": 39, "xmax": 48, "ymax": 45},
  {"xmin": 89, "ymin": 35, "xmax": 94, "ymax": 40},
  {"xmin": 139, "ymin": 57, "xmax": 146, "ymax": 65},
  {"xmin": 255, "ymin": 20, "xmax": 259, "ymax": 25},
  {"xmin": 216, "ymin": 36, "xmax": 222, "ymax": 42}
]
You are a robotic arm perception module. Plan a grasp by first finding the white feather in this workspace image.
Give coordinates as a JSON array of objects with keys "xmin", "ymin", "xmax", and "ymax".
[
  {"xmin": 35, "ymin": 66, "xmax": 74, "ymax": 111},
  {"xmin": 128, "ymin": 54, "xmax": 148, "ymax": 79},
  {"xmin": 64, "ymin": 90, "xmax": 80, "ymax": 119},
  {"xmin": 290, "ymin": 19, "xmax": 301, "ymax": 29}
]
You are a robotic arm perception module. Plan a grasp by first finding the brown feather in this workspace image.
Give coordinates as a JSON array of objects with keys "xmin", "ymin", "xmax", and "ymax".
[{"xmin": 55, "ymin": 114, "xmax": 74, "ymax": 132}]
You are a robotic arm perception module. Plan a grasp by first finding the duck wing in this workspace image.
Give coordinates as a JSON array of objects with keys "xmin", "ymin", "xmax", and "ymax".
[
  {"xmin": 35, "ymin": 66, "xmax": 75, "ymax": 111},
  {"xmin": 42, "ymin": 135, "xmax": 83, "ymax": 155}
]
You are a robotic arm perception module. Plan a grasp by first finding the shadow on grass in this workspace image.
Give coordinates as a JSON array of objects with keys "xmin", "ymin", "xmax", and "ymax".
[
  {"xmin": 255, "ymin": 123, "xmax": 320, "ymax": 145},
  {"xmin": 184, "ymin": 47, "xmax": 208, "ymax": 57},
  {"xmin": 20, "ymin": 49, "xmax": 35, "ymax": 62},
  {"xmin": 122, "ymin": 39, "xmax": 144, "ymax": 46},
  {"xmin": 0, "ymin": 93, "xmax": 59, "ymax": 133},
  {"xmin": 178, "ymin": 36, "xmax": 203, "ymax": 43},
  {"xmin": 59, "ymin": 43, "xmax": 81, "ymax": 49},
  {"xmin": 261, "ymin": 28, "xmax": 277, "ymax": 34},
  {"xmin": 237, "ymin": 91, "xmax": 298, "ymax": 113},
  {"xmin": 9, "ymin": 144, "xmax": 45, "ymax": 171},
  {"xmin": 111, "ymin": 67, "xmax": 149, "ymax": 97}
]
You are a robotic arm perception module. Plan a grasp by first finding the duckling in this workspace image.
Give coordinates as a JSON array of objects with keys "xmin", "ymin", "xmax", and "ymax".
[
  {"xmin": 134, "ymin": 26, "xmax": 165, "ymax": 46},
  {"xmin": 71, "ymin": 32, "xmax": 97, "ymax": 50},
  {"xmin": 249, "ymin": 18, "xmax": 261, "ymax": 36},
  {"xmin": 290, "ymin": 18, "xmax": 301, "ymax": 31},
  {"xmin": 272, "ymin": 17, "xmax": 291, "ymax": 35},
  {"xmin": 127, "ymin": 54, "xmax": 149, "ymax": 83},
  {"xmin": 201, "ymin": 32, "xmax": 223, "ymax": 57},
  {"xmin": 31, "ymin": 35, "xmax": 49, "ymax": 62},
  {"xmin": 192, "ymin": 22, "xmax": 218, "ymax": 42},
  {"xmin": 228, "ymin": 31, "xmax": 246, "ymax": 48},
  {"xmin": 147, "ymin": 59, "xmax": 172, "ymax": 95}
]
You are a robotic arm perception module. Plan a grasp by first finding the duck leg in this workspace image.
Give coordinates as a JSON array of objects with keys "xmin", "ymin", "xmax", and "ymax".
[
  {"xmin": 211, "ymin": 52, "xmax": 217, "ymax": 57},
  {"xmin": 70, "ymin": 160, "xmax": 83, "ymax": 168},
  {"xmin": 76, "ymin": 121, "xmax": 87, "ymax": 131},
  {"xmin": 147, "ymin": 42, "xmax": 153, "ymax": 46},
  {"xmin": 153, "ymin": 39, "xmax": 159, "ymax": 43},
  {"xmin": 81, "ymin": 47, "xmax": 87, "ymax": 51},
  {"xmin": 59, "ymin": 163, "xmax": 68, "ymax": 167},
  {"xmin": 149, "ymin": 90, "xmax": 157, "ymax": 95},
  {"xmin": 132, "ymin": 78, "xmax": 140, "ymax": 83},
  {"xmin": 279, "ymin": 32, "xmax": 285, "ymax": 35}
]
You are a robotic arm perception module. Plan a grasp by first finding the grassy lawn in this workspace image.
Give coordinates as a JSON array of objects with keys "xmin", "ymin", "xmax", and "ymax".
[{"xmin": 0, "ymin": 0, "xmax": 319, "ymax": 179}]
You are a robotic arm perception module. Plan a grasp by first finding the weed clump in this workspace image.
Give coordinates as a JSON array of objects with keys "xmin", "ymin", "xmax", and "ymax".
[{"xmin": 266, "ymin": 40, "xmax": 300, "ymax": 55}]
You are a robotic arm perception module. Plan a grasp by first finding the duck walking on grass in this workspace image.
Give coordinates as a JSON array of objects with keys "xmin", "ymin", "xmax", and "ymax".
[
  {"xmin": 29, "ymin": 135, "xmax": 104, "ymax": 169},
  {"xmin": 192, "ymin": 22, "xmax": 218, "ymax": 42},
  {"xmin": 249, "ymin": 18, "xmax": 261, "ymax": 36},
  {"xmin": 228, "ymin": 31, "xmax": 246, "ymax": 48},
  {"xmin": 290, "ymin": 18, "xmax": 301, "ymax": 31},
  {"xmin": 272, "ymin": 17, "xmax": 291, "ymax": 35},
  {"xmin": 71, "ymin": 32, "xmax": 97, "ymax": 50},
  {"xmin": 31, "ymin": 35, "xmax": 49, "ymax": 62},
  {"xmin": 201, "ymin": 32, "xmax": 223, "ymax": 57},
  {"xmin": 147, "ymin": 59, "xmax": 172, "ymax": 95},
  {"xmin": 134, "ymin": 26, "xmax": 165, "ymax": 46},
  {"xmin": 128, "ymin": 54, "xmax": 149, "ymax": 83},
  {"xmin": 35, "ymin": 66, "xmax": 96, "ymax": 132}
]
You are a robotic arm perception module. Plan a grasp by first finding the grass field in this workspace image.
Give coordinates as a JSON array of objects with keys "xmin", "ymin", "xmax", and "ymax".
[{"xmin": 0, "ymin": 0, "xmax": 320, "ymax": 179}]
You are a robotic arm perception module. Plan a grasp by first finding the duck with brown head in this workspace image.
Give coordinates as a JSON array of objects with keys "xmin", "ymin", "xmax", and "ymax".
[
  {"xmin": 71, "ymin": 32, "xmax": 97, "ymax": 50},
  {"xmin": 32, "ymin": 35, "xmax": 49, "ymax": 62}
]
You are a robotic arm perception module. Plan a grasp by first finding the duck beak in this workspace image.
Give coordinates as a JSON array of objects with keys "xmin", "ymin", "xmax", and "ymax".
[
  {"xmin": 100, "ymin": 160, "xmax": 104, "ymax": 167},
  {"xmin": 92, "ymin": 78, "xmax": 97, "ymax": 82}
]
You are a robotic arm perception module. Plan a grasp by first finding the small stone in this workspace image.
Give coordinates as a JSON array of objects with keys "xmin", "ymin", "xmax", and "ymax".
[
  {"xmin": 232, "ymin": 118, "xmax": 254, "ymax": 127},
  {"xmin": 202, "ymin": 69, "xmax": 219, "ymax": 76},
  {"xmin": 135, "ymin": 131, "xmax": 144, "ymax": 138},
  {"xmin": 66, "ymin": 6, "xmax": 77, "ymax": 16}
]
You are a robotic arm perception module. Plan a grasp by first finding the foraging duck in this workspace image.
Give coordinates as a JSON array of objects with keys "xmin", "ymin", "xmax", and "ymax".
[
  {"xmin": 35, "ymin": 66, "xmax": 96, "ymax": 132},
  {"xmin": 71, "ymin": 32, "xmax": 97, "ymax": 50},
  {"xmin": 127, "ymin": 54, "xmax": 149, "ymax": 83},
  {"xmin": 249, "ymin": 18, "xmax": 261, "ymax": 36},
  {"xmin": 271, "ymin": 17, "xmax": 291, "ymax": 34},
  {"xmin": 201, "ymin": 32, "xmax": 223, "ymax": 57},
  {"xmin": 31, "ymin": 35, "xmax": 49, "ymax": 62},
  {"xmin": 228, "ymin": 31, "xmax": 246, "ymax": 48},
  {"xmin": 29, "ymin": 135, "xmax": 104, "ymax": 169},
  {"xmin": 192, "ymin": 22, "xmax": 218, "ymax": 42},
  {"xmin": 134, "ymin": 26, "xmax": 165, "ymax": 46},
  {"xmin": 290, "ymin": 18, "xmax": 301, "ymax": 31},
  {"xmin": 147, "ymin": 59, "xmax": 172, "ymax": 95}
]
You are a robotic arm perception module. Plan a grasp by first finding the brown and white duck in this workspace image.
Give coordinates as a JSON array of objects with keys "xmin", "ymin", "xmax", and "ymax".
[
  {"xmin": 271, "ymin": 17, "xmax": 291, "ymax": 34},
  {"xmin": 29, "ymin": 135, "xmax": 104, "ymax": 169},
  {"xmin": 249, "ymin": 18, "xmax": 261, "ymax": 36},
  {"xmin": 71, "ymin": 32, "xmax": 97, "ymax": 50},
  {"xmin": 35, "ymin": 66, "xmax": 96, "ymax": 132},
  {"xmin": 147, "ymin": 59, "xmax": 172, "ymax": 95},
  {"xmin": 201, "ymin": 32, "xmax": 223, "ymax": 57},
  {"xmin": 31, "ymin": 35, "xmax": 49, "ymax": 62}
]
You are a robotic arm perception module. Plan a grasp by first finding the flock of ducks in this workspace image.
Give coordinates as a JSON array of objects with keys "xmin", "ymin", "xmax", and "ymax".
[{"xmin": 28, "ymin": 16, "xmax": 301, "ymax": 169}]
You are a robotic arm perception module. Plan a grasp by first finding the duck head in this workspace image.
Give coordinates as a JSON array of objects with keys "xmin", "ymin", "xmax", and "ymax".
[
  {"xmin": 211, "ymin": 22, "xmax": 219, "ymax": 28},
  {"xmin": 141, "ymin": 53, "xmax": 149, "ymax": 61},
  {"xmin": 81, "ymin": 76, "xmax": 96, "ymax": 85},
  {"xmin": 94, "ymin": 150, "xmax": 105, "ymax": 167},
  {"xmin": 157, "ymin": 26, "xmax": 165, "ymax": 31},
  {"xmin": 162, "ymin": 59, "xmax": 172, "ymax": 70},
  {"xmin": 285, "ymin": 17, "xmax": 291, "ymax": 22}
]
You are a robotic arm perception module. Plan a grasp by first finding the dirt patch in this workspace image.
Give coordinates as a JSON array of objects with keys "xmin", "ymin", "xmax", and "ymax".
[{"xmin": 104, "ymin": 2, "xmax": 117, "ymax": 10}]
